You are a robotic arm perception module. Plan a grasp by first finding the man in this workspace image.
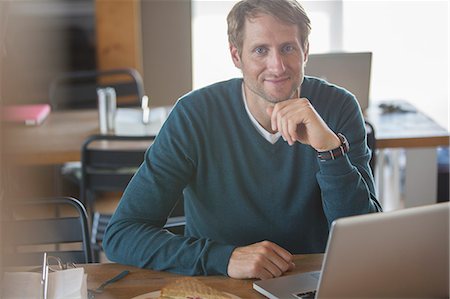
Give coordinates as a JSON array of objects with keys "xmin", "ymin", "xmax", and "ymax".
[{"xmin": 103, "ymin": 0, "xmax": 381, "ymax": 280}]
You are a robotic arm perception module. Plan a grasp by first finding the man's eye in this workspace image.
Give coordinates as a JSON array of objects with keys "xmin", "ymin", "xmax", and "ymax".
[
  {"xmin": 254, "ymin": 47, "xmax": 267, "ymax": 55},
  {"xmin": 282, "ymin": 45, "xmax": 295, "ymax": 53}
]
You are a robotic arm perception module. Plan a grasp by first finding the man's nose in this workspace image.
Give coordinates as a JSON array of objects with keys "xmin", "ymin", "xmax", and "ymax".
[{"xmin": 267, "ymin": 51, "xmax": 286, "ymax": 74}]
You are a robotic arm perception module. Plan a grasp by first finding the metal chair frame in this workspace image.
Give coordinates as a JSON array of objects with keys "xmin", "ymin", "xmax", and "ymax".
[
  {"xmin": 365, "ymin": 120, "xmax": 376, "ymax": 174},
  {"xmin": 80, "ymin": 134, "xmax": 156, "ymax": 216},
  {"xmin": 80, "ymin": 134, "xmax": 185, "ymax": 262},
  {"xmin": 2, "ymin": 196, "xmax": 92, "ymax": 266},
  {"xmin": 49, "ymin": 68, "xmax": 145, "ymax": 110}
]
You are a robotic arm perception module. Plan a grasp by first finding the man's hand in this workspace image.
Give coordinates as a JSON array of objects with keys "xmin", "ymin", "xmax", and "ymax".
[
  {"xmin": 266, "ymin": 98, "xmax": 340, "ymax": 151},
  {"xmin": 227, "ymin": 241, "xmax": 295, "ymax": 279}
]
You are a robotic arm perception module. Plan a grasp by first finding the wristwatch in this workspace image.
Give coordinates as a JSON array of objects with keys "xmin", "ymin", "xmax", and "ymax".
[{"xmin": 317, "ymin": 133, "xmax": 349, "ymax": 161}]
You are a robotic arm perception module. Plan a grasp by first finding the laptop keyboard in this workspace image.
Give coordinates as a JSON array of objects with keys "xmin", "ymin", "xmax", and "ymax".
[{"xmin": 293, "ymin": 290, "xmax": 317, "ymax": 298}]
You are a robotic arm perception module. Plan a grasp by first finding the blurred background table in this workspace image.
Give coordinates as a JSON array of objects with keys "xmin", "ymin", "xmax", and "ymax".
[
  {"xmin": 365, "ymin": 100, "xmax": 449, "ymax": 209},
  {"xmin": 5, "ymin": 109, "xmax": 99, "ymax": 165}
]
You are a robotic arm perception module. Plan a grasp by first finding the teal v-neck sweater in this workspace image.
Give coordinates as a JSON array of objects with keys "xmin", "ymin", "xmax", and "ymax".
[{"xmin": 104, "ymin": 77, "xmax": 381, "ymax": 276}]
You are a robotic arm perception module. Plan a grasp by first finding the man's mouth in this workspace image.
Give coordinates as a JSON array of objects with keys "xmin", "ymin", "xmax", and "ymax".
[{"xmin": 264, "ymin": 76, "xmax": 290, "ymax": 84}]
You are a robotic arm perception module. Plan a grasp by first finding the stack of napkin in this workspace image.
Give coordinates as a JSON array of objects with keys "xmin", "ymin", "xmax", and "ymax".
[{"xmin": 114, "ymin": 106, "xmax": 171, "ymax": 136}]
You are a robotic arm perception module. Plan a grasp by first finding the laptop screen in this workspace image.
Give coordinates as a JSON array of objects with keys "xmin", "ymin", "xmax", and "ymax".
[{"xmin": 254, "ymin": 202, "xmax": 449, "ymax": 299}]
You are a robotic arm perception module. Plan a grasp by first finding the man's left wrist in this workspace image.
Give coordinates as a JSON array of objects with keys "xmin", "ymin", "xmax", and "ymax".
[{"xmin": 316, "ymin": 133, "xmax": 349, "ymax": 161}]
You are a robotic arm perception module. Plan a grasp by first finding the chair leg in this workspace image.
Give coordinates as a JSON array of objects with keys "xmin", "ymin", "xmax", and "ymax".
[
  {"xmin": 91, "ymin": 212, "xmax": 113, "ymax": 263},
  {"xmin": 85, "ymin": 190, "xmax": 96, "ymax": 222}
]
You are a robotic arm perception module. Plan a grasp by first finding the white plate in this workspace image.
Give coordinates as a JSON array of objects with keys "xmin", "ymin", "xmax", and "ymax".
[{"xmin": 131, "ymin": 290, "xmax": 241, "ymax": 299}]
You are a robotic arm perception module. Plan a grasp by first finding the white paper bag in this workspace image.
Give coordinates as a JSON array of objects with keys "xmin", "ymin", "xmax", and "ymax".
[{"xmin": 2, "ymin": 268, "xmax": 87, "ymax": 299}]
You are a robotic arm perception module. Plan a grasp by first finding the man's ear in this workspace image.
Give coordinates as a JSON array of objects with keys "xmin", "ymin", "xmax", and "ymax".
[
  {"xmin": 303, "ymin": 41, "xmax": 309, "ymax": 64},
  {"xmin": 229, "ymin": 43, "xmax": 242, "ymax": 69}
]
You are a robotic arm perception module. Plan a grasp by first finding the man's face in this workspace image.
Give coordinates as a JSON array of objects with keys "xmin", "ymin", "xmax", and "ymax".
[{"xmin": 230, "ymin": 13, "xmax": 308, "ymax": 105}]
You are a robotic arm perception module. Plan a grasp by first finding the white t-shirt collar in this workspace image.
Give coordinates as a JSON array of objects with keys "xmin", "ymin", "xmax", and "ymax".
[{"xmin": 241, "ymin": 83, "xmax": 281, "ymax": 144}]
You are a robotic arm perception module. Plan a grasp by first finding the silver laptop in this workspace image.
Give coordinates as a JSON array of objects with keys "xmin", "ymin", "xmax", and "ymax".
[
  {"xmin": 305, "ymin": 52, "xmax": 372, "ymax": 112},
  {"xmin": 253, "ymin": 202, "xmax": 450, "ymax": 299}
]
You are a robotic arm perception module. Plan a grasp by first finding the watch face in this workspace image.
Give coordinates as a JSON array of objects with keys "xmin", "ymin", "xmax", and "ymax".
[{"xmin": 337, "ymin": 133, "xmax": 349, "ymax": 151}]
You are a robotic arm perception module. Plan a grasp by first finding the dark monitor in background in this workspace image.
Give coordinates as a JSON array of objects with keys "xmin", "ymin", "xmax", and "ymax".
[{"xmin": 305, "ymin": 52, "xmax": 372, "ymax": 112}]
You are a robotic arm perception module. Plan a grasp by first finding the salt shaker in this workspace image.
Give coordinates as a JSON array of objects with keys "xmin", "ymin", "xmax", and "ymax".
[
  {"xmin": 105, "ymin": 87, "xmax": 117, "ymax": 131},
  {"xmin": 97, "ymin": 87, "xmax": 117, "ymax": 134},
  {"xmin": 97, "ymin": 88, "xmax": 108, "ymax": 134}
]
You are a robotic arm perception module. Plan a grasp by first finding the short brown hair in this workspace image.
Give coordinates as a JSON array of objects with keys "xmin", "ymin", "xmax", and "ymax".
[{"xmin": 227, "ymin": 0, "xmax": 311, "ymax": 54}]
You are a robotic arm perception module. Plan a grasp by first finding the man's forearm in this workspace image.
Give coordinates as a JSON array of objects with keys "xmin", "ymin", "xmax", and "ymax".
[{"xmin": 103, "ymin": 217, "xmax": 236, "ymax": 275}]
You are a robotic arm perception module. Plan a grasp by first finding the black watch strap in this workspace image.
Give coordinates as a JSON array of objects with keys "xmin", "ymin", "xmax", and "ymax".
[{"xmin": 317, "ymin": 133, "xmax": 349, "ymax": 161}]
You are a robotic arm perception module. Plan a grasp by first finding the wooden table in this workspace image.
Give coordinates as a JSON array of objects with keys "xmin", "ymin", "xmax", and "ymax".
[
  {"xmin": 83, "ymin": 254, "xmax": 324, "ymax": 299},
  {"xmin": 5, "ymin": 102, "xmax": 448, "ymax": 166},
  {"xmin": 4, "ymin": 108, "xmax": 164, "ymax": 166},
  {"xmin": 4, "ymin": 109, "xmax": 100, "ymax": 165},
  {"xmin": 365, "ymin": 100, "xmax": 449, "ymax": 149}
]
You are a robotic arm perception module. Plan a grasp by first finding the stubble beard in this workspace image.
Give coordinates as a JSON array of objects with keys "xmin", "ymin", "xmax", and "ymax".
[{"xmin": 244, "ymin": 78, "xmax": 300, "ymax": 105}]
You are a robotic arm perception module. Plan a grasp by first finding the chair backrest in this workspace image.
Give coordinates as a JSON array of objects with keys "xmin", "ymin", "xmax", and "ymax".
[
  {"xmin": 80, "ymin": 134, "xmax": 187, "ymax": 262},
  {"xmin": 80, "ymin": 134, "xmax": 155, "ymax": 215},
  {"xmin": 2, "ymin": 196, "xmax": 92, "ymax": 266},
  {"xmin": 80, "ymin": 135, "xmax": 187, "ymax": 260},
  {"xmin": 365, "ymin": 120, "xmax": 376, "ymax": 174},
  {"xmin": 49, "ymin": 68, "xmax": 145, "ymax": 110}
]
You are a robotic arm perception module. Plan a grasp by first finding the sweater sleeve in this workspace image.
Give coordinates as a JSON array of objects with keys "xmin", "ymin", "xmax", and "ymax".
[
  {"xmin": 316, "ymin": 93, "xmax": 382, "ymax": 226},
  {"xmin": 102, "ymin": 101, "xmax": 236, "ymax": 275}
]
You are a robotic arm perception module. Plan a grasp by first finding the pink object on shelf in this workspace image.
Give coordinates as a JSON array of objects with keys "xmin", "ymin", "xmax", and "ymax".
[{"xmin": 1, "ymin": 104, "xmax": 51, "ymax": 126}]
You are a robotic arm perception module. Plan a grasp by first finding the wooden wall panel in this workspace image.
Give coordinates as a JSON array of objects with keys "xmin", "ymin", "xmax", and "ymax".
[
  {"xmin": 95, "ymin": 0, "xmax": 143, "ymax": 75},
  {"xmin": 95, "ymin": 0, "xmax": 192, "ymax": 106}
]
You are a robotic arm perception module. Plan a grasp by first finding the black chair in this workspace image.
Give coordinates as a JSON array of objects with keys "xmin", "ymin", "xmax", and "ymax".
[
  {"xmin": 2, "ymin": 196, "xmax": 92, "ymax": 266},
  {"xmin": 80, "ymin": 134, "xmax": 155, "ymax": 215},
  {"xmin": 49, "ymin": 68, "xmax": 145, "ymax": 110},
  {"xmin": 437, "ymin": 146, "xmax": 449, "ymax": 202},
  {"xmin": 80, "ymin": 134, "xmax": 185, "ymax": 261},
  {"xmin": 365, "ymin": 120, "xmax": 376, "ymax": 174}
]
